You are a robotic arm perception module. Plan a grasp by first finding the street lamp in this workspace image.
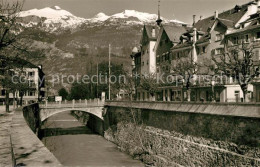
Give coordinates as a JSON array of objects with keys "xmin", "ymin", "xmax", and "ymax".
[{"xmin": 211, "ymin": 80, "xmax": 215, "ymax": 102}]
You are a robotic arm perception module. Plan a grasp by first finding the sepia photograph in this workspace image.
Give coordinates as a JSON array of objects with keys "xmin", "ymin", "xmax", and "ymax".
[{"xmin": 0, "ymin": 0, "xmax": 260, "ymax": 166}]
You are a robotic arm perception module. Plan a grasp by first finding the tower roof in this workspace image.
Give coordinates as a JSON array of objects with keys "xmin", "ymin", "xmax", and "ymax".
[{"xmin": 156, "ymin": 0, "xmax": 162, "ymax": 26}]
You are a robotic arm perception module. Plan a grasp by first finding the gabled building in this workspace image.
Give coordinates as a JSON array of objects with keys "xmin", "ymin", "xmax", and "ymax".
[
  {"xmin": 224, "ymin": 1, "xmax": 260, "ymax": 102},
  {"xmin": 130, "ymin": 25, "xmax": 159, "ymax": 101},
  {"xmin": 168, "ymin": 1, "xmax": 260, "ymax": 102},
  {"xmin": 155, "ymin": 24, "xmax": 189, "ymax": 75},
  {"xmin": 140, "ymin": 25, "xmax": 159, "ymax": 75},
  {"xmin": 131, "ymin": 0, "xmax": 260, "ymax": 103}
]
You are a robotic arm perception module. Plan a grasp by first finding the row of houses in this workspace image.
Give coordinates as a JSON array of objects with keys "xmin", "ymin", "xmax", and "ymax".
[
  {"xmin": 0, "ymin": 57, "xmax": 45, "ymax": 105},
  {"xmin": 131, "ymin": 0, "xmax": 260, "ymax": 102}
]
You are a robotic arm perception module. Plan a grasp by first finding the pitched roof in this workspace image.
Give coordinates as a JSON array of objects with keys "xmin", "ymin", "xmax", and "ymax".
[
  {"xmin": 162, "ymin": 24, "xmax": 189, "ymax": 43},
  {"xmin": 226, "ymin": 24, "xmax": 260, "ymax": 36},
  {"xmin": 217, "ymin": 18, "xmax": 235, "ymax": 28},
  {"xmin": 196, "ymin": 34, "xmax": 211, "ymax": 44},
  {"xmin": 172, "ymin": 42, "xmax": 192, "ymax": 50},
  {"xmin": 194, "ymin": 3, "xmax": 248, "ymax": 32}
]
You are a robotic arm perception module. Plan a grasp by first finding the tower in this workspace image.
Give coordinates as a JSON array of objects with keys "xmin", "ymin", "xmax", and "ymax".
[{"xmin": 156, "ymin": 0, "xmax": 162, "ymax": 26}]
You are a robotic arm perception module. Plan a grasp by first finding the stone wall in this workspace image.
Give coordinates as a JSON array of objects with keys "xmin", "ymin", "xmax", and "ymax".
[
  {"xmin": 22, "ymin": 103, "xmax": 41, "ymax": 134},
  {"xmin": 103, "ymin": 104, "xmax": 260, "ymax": 166}
]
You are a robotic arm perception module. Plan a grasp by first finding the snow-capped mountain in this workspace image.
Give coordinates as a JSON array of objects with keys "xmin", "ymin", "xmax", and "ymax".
[
  {"xmin": 18, "ymin": 6, "xmax": 86, "ymax": 32},
  {"xmin": 87, "ymin": 10, "xmax": 186, "ymax": 25},
  {"xmin": 18, "ymin": 6, "xmax": 186, "ymax": 32},
  {"xmin": 89, "ymin": 10, "xmax": 165, "ymax": 24}
]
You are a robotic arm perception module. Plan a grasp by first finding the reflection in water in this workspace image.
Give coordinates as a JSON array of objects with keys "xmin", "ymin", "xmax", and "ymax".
[
  {"xmin": 39, "ymin": 126, "xmax": 94, "ymax": 138},
  {"xmin": 40, "ymin": 111, "xmax": 144, "ymax": 167}
]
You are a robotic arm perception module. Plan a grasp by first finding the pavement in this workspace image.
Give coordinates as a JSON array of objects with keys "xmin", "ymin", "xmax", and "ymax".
[{"xmin": 0, "ymin": 105, "xmax": 14, "ymax": 167}]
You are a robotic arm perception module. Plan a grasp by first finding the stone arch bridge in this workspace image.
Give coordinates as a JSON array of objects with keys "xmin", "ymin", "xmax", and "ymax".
[{"xmin": 40, "ymin": 100, "xmax": 105, "ymax": 122}]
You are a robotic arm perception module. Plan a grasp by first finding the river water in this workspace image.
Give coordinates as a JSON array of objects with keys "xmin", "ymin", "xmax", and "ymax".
[{"xmin": 41, "ymin": 111, "xmax": 144, "ymax": 167}]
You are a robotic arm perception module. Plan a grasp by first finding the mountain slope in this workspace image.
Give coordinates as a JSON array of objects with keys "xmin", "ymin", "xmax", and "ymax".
[{"xmin": 18, "ymin": 7, "xmax": 186, "ymax": 93}]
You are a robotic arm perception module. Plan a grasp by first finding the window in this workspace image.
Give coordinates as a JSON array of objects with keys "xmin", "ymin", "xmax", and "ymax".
[
  {"xmin": 29, "ymin": 80, "xmax": 35, "ymax": 87},
  {"xmin": 244, "ymin": 34, "xmax": 249, "ymax": 43},
  {"xmin": 215, "ymin": 48, "xmax": 224, "ymax": 55},
  {"xmin": 255, "ymin": 50, "xmax": 260, "ymax": 60},
  {"xmin": 28, "ymin": 91, "xmax": 35, "ymax": 96},
  {"xmin": 29, "ymin": 72, "xmax": 35, "ymax": 77},
  {"xmin": 142, "ymin": 62, "xmax": 144, "ymax": 66},
  {"xmin": 165, "ymin": 54, "xmax": 169, "ymax": 61},
  {"xmin": 1, "ymin": 90, "xmax": 5, "ymax": 96},
  {"xmin": 216, "ymin": 34, "xmax": 222, "ymax": 41},
  {"xmin": 202, "ymin": 46, "xmax": 206, "ymax": 53},
  {"xmin": 147, "ymin": 60, "xmax": 149, "ymax": 65},
  {"xmin": 257, "ymin": 32, "xmax": 260, "ymax": 39},
  {"xmin": 197, "ymin": 47, "xmax": 200, "ymax": 54},
  {"xmin": 177, "ymin": 52, "xmax": 180, "ymax": 59},
  {"xmin": 166, "ymin": 66, "xmax": 169, "ymax": 71},
  {"xmin": 232, "ymin": 37, "xmax": 239, "ymax": 45}
]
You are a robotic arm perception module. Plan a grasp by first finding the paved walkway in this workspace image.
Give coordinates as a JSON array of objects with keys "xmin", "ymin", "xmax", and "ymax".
[
  {"xmin": 0, "ymin": 106, "xmax": 14, "ymax": 167},
  {"xmin": 0, "ymin": 105, "xmax": 14, "ymax": 115}
]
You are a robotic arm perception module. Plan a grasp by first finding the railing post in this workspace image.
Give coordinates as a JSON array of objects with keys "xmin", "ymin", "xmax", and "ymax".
[
  {"xmin": 65, "ymin": 100, "xmax": 67, "ymax": 104},
  {"xmin": 45, "ymin": 100, "xmax": 48, "ymax": 108},
  {"xmin": 79, "ymin": 99, "xmax": 82, "ymax": 104},
  {"xmin": 72, "ymin": 99, "xmax": 75, "ymax": 108},
  {"xmin": 59, "ymin": 100, "xmax": 61, "ymax": 108},
  {"xmin": 85, "ymin": 99, "xmax": 87, "ymax": 106}
]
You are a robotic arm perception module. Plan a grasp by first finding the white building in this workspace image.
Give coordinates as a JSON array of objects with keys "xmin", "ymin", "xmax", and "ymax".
[{"xmin": 0, "ymin": 58, "xmax": 45, "ymax": 105}]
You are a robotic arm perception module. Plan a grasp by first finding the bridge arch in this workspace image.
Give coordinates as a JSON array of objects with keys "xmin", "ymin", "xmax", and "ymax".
[{"xmin": 40, "ymin": 107, "xmax": 104, "ymax": 122}]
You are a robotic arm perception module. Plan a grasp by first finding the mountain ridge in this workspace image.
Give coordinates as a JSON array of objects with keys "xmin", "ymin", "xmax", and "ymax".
[{"xmin": 18, "ymin": 6, "xmax": 187, "ymax": 32}]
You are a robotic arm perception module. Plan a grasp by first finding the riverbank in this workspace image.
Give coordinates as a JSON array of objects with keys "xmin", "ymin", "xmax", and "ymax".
[{"xmin": 41, "ymin": 111, "xmax": 144, "ymax": 166}]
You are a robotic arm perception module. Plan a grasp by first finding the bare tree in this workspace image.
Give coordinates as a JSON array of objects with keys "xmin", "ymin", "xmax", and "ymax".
[
  {"xmin": 0, "ymin": 1, "xmax": 27, "ymax": 112},
  {"xmin": 140, "ymin": 73, "xmax": 158, "ymax": 101},
  {"xmin": 171, "ymin": 58, "xmax": 198, "ymax": 101},
  {"xmin": 0, "ymin": 1, "xmax": 23, "ymax": 51},
  {"xmin": 212, "ymin": 44, "xmax": 259, "ymax": 102}
]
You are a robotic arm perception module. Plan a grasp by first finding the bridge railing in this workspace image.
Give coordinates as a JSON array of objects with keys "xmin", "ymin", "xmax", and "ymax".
[{"xmin": 40, "ymin": 98, "xmax": 104, "ymax": 108}]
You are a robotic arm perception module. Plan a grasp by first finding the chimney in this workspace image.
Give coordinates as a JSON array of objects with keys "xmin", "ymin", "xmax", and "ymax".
[
  {"xmin": 214, "ymin": 10, "xmax": 218, "ymax": 19},
  {"xmin": 192, "ymin": 28, "xmax": 198, "ymax": 63},
  {"xmin": 193, "ymin": 15, "xmax": 196, "ymax": 25},
  {"xmin": 248, "ymin": 2, "xmax": 258, "ymax": 16},
  {"xmin": 193, "ymin": 28, "xmax": 197, "ymax": 43},
  {"xmin": 152, "ymin": 27, "xmax": 156, "ymax": 37}
]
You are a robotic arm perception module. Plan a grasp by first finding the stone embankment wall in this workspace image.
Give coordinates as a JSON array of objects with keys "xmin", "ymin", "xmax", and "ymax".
[
  {"xmin": 103, "ymin": 102, "xmax": 260, "ymax": 167},
  {"xmin": 10, "ymin": 103, "xmax": 61, "ymax": 166},
  {"xmin": 23, "ymin": 103, "xmax": 41, "ymax": 133}
]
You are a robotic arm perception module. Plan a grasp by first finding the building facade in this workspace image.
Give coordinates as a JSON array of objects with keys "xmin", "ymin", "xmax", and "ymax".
[
  {"xmin": 131, "ymin": 0, "xmax": 260, "ymax": 103},
  {"xmin": 0, "ymin": 59, "xmax": 45, "ymax": 105}
]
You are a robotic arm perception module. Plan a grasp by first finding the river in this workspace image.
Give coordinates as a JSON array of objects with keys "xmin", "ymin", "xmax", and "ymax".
[{"xmin": 41, "ymin": 111, "xmax": 144, "ymax": 167}]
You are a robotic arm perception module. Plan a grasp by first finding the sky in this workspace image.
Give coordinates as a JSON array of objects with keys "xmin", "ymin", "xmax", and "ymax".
[{"xmin": 21, "ymin": 0, "xmax": 250, "ymax": 24}]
